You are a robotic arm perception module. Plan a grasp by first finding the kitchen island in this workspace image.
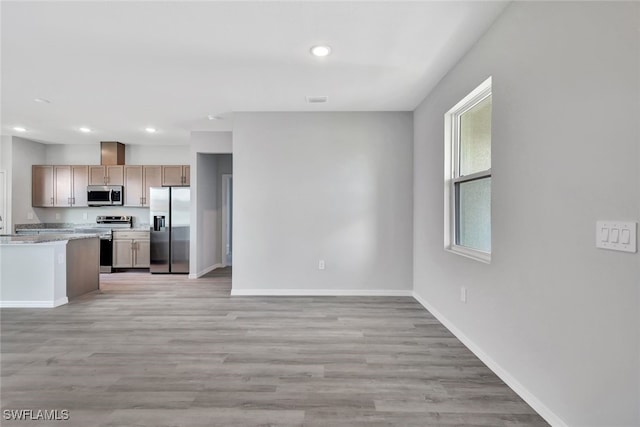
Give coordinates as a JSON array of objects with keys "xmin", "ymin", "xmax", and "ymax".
[{"xmin": 0, "ymin": 234, "xmax": 100, "ymax": 307}]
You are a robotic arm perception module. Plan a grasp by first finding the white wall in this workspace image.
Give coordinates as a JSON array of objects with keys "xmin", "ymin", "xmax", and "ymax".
[
  {"xmin": 126, "ymin": 145, "xmax": 189, "ymax": 165},
  {"xmin": 1, "ymin": 135, "xmax": 13, "ymax": 232},
  {"xmin": 189, "ymin": 131, "xmax": 233, "ymax": 277},
  {"xmin": 232, "ymin": 112, "xmax": 413, "ymax": 295},
  {"xmin": 45, "ymin": 144, "xmax": 100, "ymax": 165},
  {"xmin": 11, "ymin": 136, "xmax": 46, "ymax": 228},
  {"xmin": 413, "ymin": 2, "xmax": 639, "ymax": 426}
]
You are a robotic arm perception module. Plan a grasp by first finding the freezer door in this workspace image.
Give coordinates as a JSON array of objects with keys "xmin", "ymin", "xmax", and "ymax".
[
  {"xmin": 170, "ymin": 187, "xmax": 190, "ymax": 273},
  {"xmin": 149, "ymin": 187, "xmax": 170, "ymax": 273}
]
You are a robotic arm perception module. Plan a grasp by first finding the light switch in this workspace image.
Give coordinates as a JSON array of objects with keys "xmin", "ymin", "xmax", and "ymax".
[
  {"xmin": 610, "ymin": 228, "xmax": 619, "ymax": 243},
  {"xmin": 596, "ymin": 221, "xmax": 637, "ymax": 253},
  {"xmin": 621, "ymin": 229, "xmax": 631, "ymax": 244}
]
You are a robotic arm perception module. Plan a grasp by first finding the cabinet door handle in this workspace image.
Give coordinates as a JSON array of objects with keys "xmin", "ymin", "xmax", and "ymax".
[
  {"xmin": 73, "ymin": 197, "xmax": 76, "ymax": 204},
  {"xmin": 50, "ymin": 197, "xmax": 54, "ymax": 205}
]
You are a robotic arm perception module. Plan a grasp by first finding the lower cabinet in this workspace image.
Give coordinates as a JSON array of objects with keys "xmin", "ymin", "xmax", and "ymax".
[{"xmin": 113, "ymin": 231, "xmax": 150, "ymax": 269}]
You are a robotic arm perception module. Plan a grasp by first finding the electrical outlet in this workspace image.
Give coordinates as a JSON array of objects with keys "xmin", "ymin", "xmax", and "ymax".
[
  {"xmin": 27, "ymin": 212, "xmax": 33, "ymax": 220},
  {"xmin": 55, "ymin": 213, "xmax": 61, "ymax": 220},
  {"xmin": 460, "ymin": 287, "xmax": 467, "ymax": 303},
  {"xmin": 318, "ymin": 259, "xmax": 325, "ymax": 270},
  {"xmin": 58, "ymin": 253, "xmax": 65, "ymax": 264},
  {"xmin": 82, "ymin": 212, "xmax": 88, "ymax": 220}
]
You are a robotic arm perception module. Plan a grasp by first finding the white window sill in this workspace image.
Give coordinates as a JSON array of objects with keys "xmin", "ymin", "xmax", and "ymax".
[{"xmin": 446, "ymin": 245, "xmax": 491, "ymax": 264}]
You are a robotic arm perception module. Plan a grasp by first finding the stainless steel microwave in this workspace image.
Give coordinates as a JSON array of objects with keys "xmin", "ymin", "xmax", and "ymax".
[{"xmin": 87, "ymin": 185, "xmax": 124, "ymax": 206}]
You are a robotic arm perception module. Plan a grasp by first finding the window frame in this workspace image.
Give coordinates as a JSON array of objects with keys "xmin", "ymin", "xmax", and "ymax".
[{"xmin": 444, "ymin": 77, "xmax": 492, "ymax": 263}]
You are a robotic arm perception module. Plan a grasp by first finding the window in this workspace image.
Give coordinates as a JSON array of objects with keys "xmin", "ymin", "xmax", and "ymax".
[{"xmin": 445, "ymin": 77, "xmax": 492, "ymax": 262}]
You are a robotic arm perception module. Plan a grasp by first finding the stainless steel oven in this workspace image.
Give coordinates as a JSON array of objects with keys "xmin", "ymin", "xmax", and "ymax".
[
  {"xmin": 99, "ymin": 234, "xmax": 114, "ymax": 273},
  {"xmin": 76, "ymin": 216, "xmax": 132, "ymax": 273}
]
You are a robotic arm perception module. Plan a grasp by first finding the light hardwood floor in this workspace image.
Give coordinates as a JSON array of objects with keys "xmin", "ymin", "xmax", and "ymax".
[{"xmin": 1, "ymin": 269, "xmax": 549, "ymax": 426}]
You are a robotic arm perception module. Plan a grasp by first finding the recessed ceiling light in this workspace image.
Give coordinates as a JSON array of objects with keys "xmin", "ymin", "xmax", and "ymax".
[
  {"xmin": 79, "ymin": 127, "xmax": 92, "ymax": 133},
  {"xmin": 13, "ymin": 126, "xmax": 26, "ymax": 132},
  {"xmin": 145, "ymin": 127, "xmax": 157, "ymax": 133},
  {"xmin": 310, "ymin": 45, "xmax": 331, "ymax": 57},
  {"xmin": 207, "ymin": 114, "xmax": 222, "ymax": 121},
  {"xmin": 34, "ymin": 98, "xmax": 51, "ymax": 104}
]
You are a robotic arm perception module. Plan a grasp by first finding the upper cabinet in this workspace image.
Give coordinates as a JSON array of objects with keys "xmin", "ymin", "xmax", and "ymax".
[
  {"xmin": 124, "ymin": 166, "xmax": 143, "ymax": 206},
  {"xmin": 32, "ymin": 166, "xmax": 54, "ymax": 207},
  {"xmin": 124, "ymin": 165, "xmax": 162, "ymax": 207},
  {"xmin": 33, "ymin": 165, "xmax": 89, "ymax": 207},
  {"xmin": 33, "ymin": 163, "xmax": 190, "ymax": 208},
  {"xmin": 71, "ymin": 166, "xmax": 89, "ymax": 207},
  {"xmin": 143, "ymin": 166, "xmax": 163, "ymax": 205},
  {"xmin": 162, "ymin": 165, "xmax": 190, "ymax": 186},
  {"xmin": 89, "ymin": 165, "xmax": 124, "ymax": 185}
]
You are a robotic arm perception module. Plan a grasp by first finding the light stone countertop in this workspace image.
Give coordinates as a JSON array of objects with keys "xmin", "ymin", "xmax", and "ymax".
[
  {"xmin": 15, "ymin": 223, "xmax": 150, "ymax": 233},
  {"xmin": 0, "ymin": 233, "xmax": 100, "ymax": 245}
]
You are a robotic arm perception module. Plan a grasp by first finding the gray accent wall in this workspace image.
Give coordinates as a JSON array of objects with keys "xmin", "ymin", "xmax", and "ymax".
[
  {"xmin": 413, "ymin": 2, "xmax": 639, "ymax": 426},
  {"xmin": 232, "ymin": 112, "xmax": 413, "ymax": 294}
]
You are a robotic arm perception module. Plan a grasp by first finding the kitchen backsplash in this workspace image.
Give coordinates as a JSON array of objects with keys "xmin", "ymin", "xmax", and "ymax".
[{"xmin": 33, "ymin": 207, "xmax": 150, "ymax": 227}]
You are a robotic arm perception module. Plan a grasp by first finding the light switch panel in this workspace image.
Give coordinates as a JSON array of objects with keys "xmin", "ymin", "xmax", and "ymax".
[{"xmin": 596, "ymin": 221, "xmax": 636, "ymax": 253}]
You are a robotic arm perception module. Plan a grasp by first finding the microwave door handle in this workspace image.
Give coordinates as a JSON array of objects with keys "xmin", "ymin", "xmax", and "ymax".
[{"xmin": 108, "ymin": 189, "xmax": 113, "ymax": 204}]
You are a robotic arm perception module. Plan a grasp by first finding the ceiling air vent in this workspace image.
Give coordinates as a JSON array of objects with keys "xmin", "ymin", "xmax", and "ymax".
[{"xmin": 306, "ymin": 96, "xmax": 328, "ymax": 104}]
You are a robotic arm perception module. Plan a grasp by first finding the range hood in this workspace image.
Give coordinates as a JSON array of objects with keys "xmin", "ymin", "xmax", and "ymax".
[{"xmin": 101, "ymin": 141, "xmax": 125, "ymax": 165}]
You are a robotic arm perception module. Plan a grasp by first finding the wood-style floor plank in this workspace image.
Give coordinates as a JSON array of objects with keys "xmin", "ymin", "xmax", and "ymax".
[{"xmin": 0, "ymin": 268, "xmax": 549, "ymax": 426}]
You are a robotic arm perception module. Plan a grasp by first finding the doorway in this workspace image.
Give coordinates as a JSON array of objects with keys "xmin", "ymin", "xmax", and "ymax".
[
  {"xmin": 0, "ymin": 170, "xmax": 6, "ymax": 234},
  {"xmin": 221, "ymin": 174, "xmax": 232, "ymax": 266},
  {"xmin": 194, "ymin": 153, "xmax": 232, "ymax": 277}
]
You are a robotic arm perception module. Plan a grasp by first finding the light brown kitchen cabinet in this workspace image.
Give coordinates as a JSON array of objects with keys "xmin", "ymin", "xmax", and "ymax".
[
  {"xmin": 162, "ymin": 165, "xmax": 190, "ymax": 186},
  {"xmin": 89, "ymin": 165, "xmax": 124, "ymax": 185},
  {"xmin": 124, "ymin": 166, "xmax": 143, "ymax": 206},
  {"xmin": 144, "ymin": 165, "xmax": 163, "ymax": 205},
  {"xmin": 124, "ymin": 165, "xmax": 162, "ymax": 207},
  {"xmin": 133, "ymin": 239, "xmax": 150, "ymax": 268},
  {"xmin": 71, "ymin": 166, "xmax": 89, "ymax": 206},
  {"xmin": 52, "ymin": 165, "xmax": 89, "ymax": 207},
  {"xmin": 33, "ymin": 165, "xmax": 89, "ymax": 208},
  {"xmin": 54, "ymin": 166, "xmax": 72, "ymax": 207},
  {"xmin": 32, "ymin": 165, "xmax": 54, "ymax": 207},
  {"xmin": 112, "ymin": 231, "xmax": 150, "ymax": 268},
  {"xmin": 112, "ymin": 239, "xmax": 133, "ymax": 268}
]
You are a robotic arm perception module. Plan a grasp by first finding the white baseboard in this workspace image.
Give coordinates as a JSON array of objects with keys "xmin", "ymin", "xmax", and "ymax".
[
  {"xmin": 189, "ymin": 263, "xmax": 225, "ymax": 279},
  {"xmin": 231, "ymin": 288, "xmax": 413, "ymax": 297},
  {"xmin": 412, "ymin": 291, "xmax": 567, "ymax": 427},
  {"xmin": 1, "ymin": 297, "xmax": 68, "ymax": 308}
]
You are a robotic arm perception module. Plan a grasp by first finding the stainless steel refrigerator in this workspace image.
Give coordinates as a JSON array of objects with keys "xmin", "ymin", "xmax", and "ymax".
[{"xmin": 149, "ymin": 187, "xmax": 190, "ymax": 274}]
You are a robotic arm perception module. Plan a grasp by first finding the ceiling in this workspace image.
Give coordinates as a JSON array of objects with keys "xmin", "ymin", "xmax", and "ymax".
[{"xmin": 1, "ymin": 1, "xmax": 509, "ymax": 145}]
